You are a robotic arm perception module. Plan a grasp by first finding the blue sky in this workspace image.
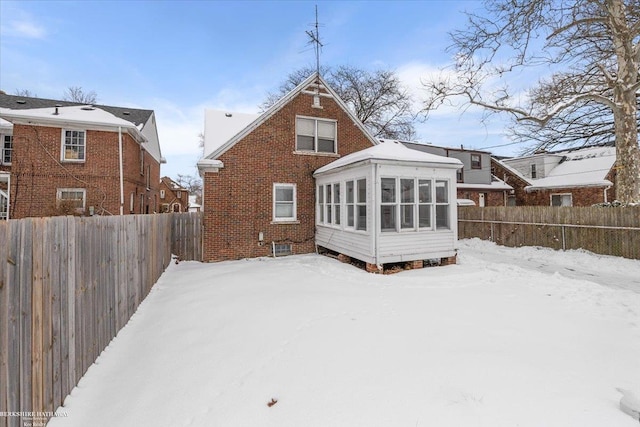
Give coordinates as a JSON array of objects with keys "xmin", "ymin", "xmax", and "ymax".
[{"xmin": 0, "ymin": 0, "xmax": 522, "ymax": 179}]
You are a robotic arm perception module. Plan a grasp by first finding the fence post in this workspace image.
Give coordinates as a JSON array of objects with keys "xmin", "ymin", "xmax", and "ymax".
[{"xmin": 561, "ymin": 225, "xmax": 566, "ymax": 251}]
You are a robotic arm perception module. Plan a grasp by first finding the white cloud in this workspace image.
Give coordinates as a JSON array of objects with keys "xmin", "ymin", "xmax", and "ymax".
[{"xmin": 10, "ymin": 20, "xmax": 46, "ymax": 39}]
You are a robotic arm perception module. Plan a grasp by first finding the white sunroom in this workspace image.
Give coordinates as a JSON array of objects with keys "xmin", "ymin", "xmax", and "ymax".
[{"xmin": 313, "ymin": 141, "xmax": 463, "ymax": 270}]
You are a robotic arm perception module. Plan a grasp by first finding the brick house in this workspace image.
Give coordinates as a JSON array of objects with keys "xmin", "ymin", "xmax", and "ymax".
[
  {"xmin": 0, "ymin": 93, "xmax": 164, "ymax": 219},
  {"xmin": 198, "ymin": 73, "xmax": 462, "ymax": 267},
  {"xmin": 401, "ymin": 141, "xmax": 512, "ymax": 206},
  {"xmin": 492, "ymin": 145, "xmax": 617, "ymax": 206},
  {"xmin": 159, "ymin": 176, "xmax": 189, "ymax": 212}
]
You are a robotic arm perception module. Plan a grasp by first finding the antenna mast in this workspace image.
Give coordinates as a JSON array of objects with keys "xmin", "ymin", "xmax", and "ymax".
[{"xmin": 305, "ymin": 5, "xmax": 323, "ymax": 77}]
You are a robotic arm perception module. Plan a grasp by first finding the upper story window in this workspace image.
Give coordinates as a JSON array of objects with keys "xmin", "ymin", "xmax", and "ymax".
[
  {"xmin": 456, "ymin": 168, "xmax": 464, "ymax": 183},
  {"xmin": 471, "ymin": 154, "xmax": 481, "ymax": 169},
  {"xmin": 530, "ymin": 164, "xmax": 537, "ymax": 179},
  {"xmin": 62, "ymin": 130, "xmax": 86, "ymax": 162},
  {"xmin": 296, "ymin": 117, "xmax": 337, "ymax": 154},
  {"xmin": 273, "ymin": 183, "xmax": 296, "ymax": 222},
  {"xmin": 2, "ymin": 135, "xmax": 12, "ymax": 164}
]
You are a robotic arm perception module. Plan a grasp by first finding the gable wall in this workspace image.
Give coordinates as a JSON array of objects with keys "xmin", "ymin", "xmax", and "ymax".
[
  {"xmin": 9, "ymin": 123, "xmax": 160, "ymax": 218},
  {"xmin": 202, "ymin": 91, "xmax": 375, "ymax": 261}
]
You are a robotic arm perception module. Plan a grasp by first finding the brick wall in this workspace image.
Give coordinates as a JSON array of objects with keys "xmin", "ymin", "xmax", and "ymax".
[
  {"xmin": 202, "ymin": 91, "xmax": 375, "ymax": 261},
  {"xmin": 491, "ymin": 158, "xmax": 614, "ymax": 207},
  {"xmin": 9, "ymin": 123, "xmax": 160, "ymax": 218}
]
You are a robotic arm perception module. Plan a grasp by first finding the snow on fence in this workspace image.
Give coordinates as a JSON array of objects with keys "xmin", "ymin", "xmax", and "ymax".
[
  {"xmin": 0, "ymin": 212, "xmax": 202, "ymax": 427},
  {"xmin": 458, "ymin": 206, "xmax": 640, "ymax": 260}
]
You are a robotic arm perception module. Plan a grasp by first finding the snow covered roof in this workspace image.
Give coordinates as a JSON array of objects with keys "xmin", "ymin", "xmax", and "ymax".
[
  {"xmin": 522, "ymin": 146, "xmax": 616, "ymax": 190},
  {"xmin": 203, "ymin": 110, "xmax": 259, "ymax": 158},
  {"xmin": 457, "ymin": 176, "xmax": 513, "ymax": 191},
  {"xmin": 314, "ymin": 140, "xmax": 462, "ymax": 175},
  {"xmin": 0, "ymin": 105, "xmax": 141, "ymax": 129}
]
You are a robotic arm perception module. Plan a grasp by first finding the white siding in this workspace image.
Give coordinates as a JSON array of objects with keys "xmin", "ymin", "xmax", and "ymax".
[
  {"xmin": 316, "ymin": 226, "xmax": 375, "ymax": 264},
  {"xmin": 378, "ymin": 231, "xmax": 456, "ymax": 263}
]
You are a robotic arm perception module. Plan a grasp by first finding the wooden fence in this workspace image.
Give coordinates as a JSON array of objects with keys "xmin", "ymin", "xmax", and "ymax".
[
  {"xmin": 458, "ymin": 206, "xmax": 640, "ymax": 260},
  {"xmin": 0, "ymin": 212, "xmax": 202, "ymax": 427}
]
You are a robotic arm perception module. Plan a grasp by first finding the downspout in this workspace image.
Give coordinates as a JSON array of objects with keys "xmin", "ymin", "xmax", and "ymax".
[
  {"xmin": 604, "ymin": 186, "xmax": 610, "ymax": 203},
  {"xmin": 6, "ymin": 174, "xmax": 10, "ymax": 220},
  {"xmin": 118, "ymin": 126, "xmax": 124, "ymax": 215}
]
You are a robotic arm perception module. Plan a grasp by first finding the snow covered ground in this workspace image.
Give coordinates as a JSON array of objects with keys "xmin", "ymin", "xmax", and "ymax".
[{"xmin": 48, "ymin": 239, "xmax": 640, "ymax": 427}]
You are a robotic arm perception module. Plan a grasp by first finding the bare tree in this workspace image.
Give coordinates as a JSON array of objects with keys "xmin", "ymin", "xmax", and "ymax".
[
  {"xmin": 423, "ymin": 0, "xmax": 640, "ymax": 203},
  {"xmin": 263, "ymin": 65, "xmax": 416, "ymax": 140},
  {"xmin": 175, "ymin": 174, "xmax": 202, "ymax": 204},
  {"xmin": 14, "ymin": 89, "xmax": 37, "ymax": 97},
  {"xmin": 63, "ymin": 86, "xmax": 98, "ymax": 104}
]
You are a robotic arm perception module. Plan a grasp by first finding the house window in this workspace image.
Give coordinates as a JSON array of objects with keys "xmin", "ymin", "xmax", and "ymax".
[
  {"xmin": 346, "ymin": 180, "xmax": 354, "ymax": 227},
  {"xmin": 273, "ymin": 243, "xmax": 292, "ymax": 257},
  {"xmin": 317, "ymin": 185, "xmax": 325, "ymax": 223},
  {"xmin": 57, "ymin": 188, "xmax": 86, "ymax": 213},
  {"xmin": 325, "ymin": 184, "xmax": 332, "ymax": 223},
  {"xmin": 418, "ymin": 179, "xmax": 432, "ymax": 228},
  {"xmin": 140, "ymin": 194, "xmax": 145, "ymax": 214},
  {"xmin": 471, "ymin": 154, "xmax": 481, "ymax": 169},
  {"xmin": 380, "ymin": 178, "xmax": 397, "ymax": 232},
  {"xmin": 356, "ymin": 179, "xmax": 366, "ymax": 231},
  {"xmin": 62, "ymin": 130, "xmax": 86, "ymax": 161},
  {"xmin": 130, "ymin": 193, "xmax": 135, "ymax": 213},
  {"xmin": 530, "ymin": 164, "xmax": 537, "ymax": 179},
  {"xmin": 140, "ymin": 147, "xmax": 145, "ymax": 175},
  {"xmin": 400, "ymin": 179, "xmax": 415, "ymax": 229},
  {"xmin": 456, "ymin": 168, "xmax": 463, "ymax": 183},
  {"xmin": 172, "ymin": 203, "xmax": 181, "ymax": 212},
  {"xmin": 177, "ymin": 190, "xmax": 181, "ymax": 199},
  {"xmin": 435, "ymin": 180, "xmax": 450, "ymax": 230},
  {"xmin": 160, "ymin": 190, "xmax": 165, "ymax": 199},
  {"xmin": 273, "ymin": 183, "xmax": 296, "ymax": 222},
  {"xmin": 551, "ymin": 193, "xmax": 572, "ymax": 207},
  {"xmin": 146, "ymin": 165, "xmax": 151, "ymax": 190},
  {"xmin": 333, "ymin": 183, "xmax": 341, "ymax": 225},
  {"xmin": 296, "ymin": 117, "xmax": 337, "ymax": 154},
  {"xmin": 2, "ymin": 135, "xmax": 12, "ymax": 164}
]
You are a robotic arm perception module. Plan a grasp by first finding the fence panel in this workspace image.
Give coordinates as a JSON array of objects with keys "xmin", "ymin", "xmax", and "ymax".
[
  {"xmin": 0, "ymin": 212, "xmax": 202, "ymax": 426},
  {"xmin": 458, "ymin": 206, "xmax": 640, "ymax": 260}
]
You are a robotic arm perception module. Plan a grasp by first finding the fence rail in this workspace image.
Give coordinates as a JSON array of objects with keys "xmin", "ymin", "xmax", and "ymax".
[
  {"xmin": 458, "ymin": 206, "xmax": 640, "ymax": 260},
  {"xmin": 0, "ymin": 212, "xmax": 202, "ymax": 427}
]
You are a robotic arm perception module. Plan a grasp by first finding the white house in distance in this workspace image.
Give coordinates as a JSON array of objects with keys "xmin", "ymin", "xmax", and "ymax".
[{"xmin": 314, "ymin": 140, "xmax": 463, "ymax": 271}]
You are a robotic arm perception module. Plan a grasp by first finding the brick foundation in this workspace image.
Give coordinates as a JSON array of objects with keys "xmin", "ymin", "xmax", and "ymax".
[
  {"xmin": 366, "ymin": 263, "xmax": 382, "ymax": 273},
  {"xmin": 407, "ymin": 260, "xmax": 423, "ymax": 269},
  {"xmin": 337, "ymin": 254, "xmax": 351, "ymax": 263},
  {"xmin": 440, "ymin": 254, "xmax": 457, "ymax": 266}
]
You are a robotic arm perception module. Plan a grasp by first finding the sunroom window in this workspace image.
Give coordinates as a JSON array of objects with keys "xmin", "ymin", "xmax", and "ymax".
[{"xmin": 435, "ymin": 180, "xmax": 449, "ymax": 230}]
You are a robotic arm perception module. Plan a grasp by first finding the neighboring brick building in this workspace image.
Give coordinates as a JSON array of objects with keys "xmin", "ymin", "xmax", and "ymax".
[
  {"xmin": 0, "ymin": 93, "xmax": 164, "ymax": 219},
  {"xmin": 197, "ymin": 73, "xmax": 378, "ymax": 262},
  {"xmin": 159, "ymin": 176, "xmax": 189, "ymax": 212},
  {"xmin": 492, "ymin": 145, "xmax": 617, "ymax": 206}
]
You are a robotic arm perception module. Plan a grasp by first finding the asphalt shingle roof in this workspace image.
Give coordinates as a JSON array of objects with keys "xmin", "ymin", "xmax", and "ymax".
[{"xmin": 0, "ymin": 93, "xmax": 153, "ymax": 127}]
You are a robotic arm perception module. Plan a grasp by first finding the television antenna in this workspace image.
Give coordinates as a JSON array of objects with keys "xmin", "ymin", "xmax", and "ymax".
[{"xmin": 305, "ymin": 5, "xmax": 323, "ymax": 78}]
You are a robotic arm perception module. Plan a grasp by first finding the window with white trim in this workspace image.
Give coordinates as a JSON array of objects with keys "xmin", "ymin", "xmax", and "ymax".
[
  {"xmin": 296, "ymin": 117, "xmax": 337, "ymax": 154},
  {"xmin": 471, "ymin": 154, "xmax": 481, "ymax": 169},
  {"xmin": 346, "ymin": 181, "xmax": 354, "ymax": 227},
  {"xmin": 2, "ymin": 135, "xmax": 12, "ymax": 165},
  {"xmin": 332, "ymin": 183, "xmax": 340, "ymax": 225},
  {"xmin": 435, "ymin": 180, "xmax": 450, "ymax": 229},
  {"xmin": 380, "ymin": 178, "xmax": 397, "ymax": 232},
  {"xmin": 57, "ymin": 188, "xmax": 86, "ymax": 213},
  {"xmin": 317, "ymin": 185, "xmax": 325, "ymax": 223},
  {"xmin": 400, "ymin": 179, "xmax": 415, "ymax": 229},
  {"xmin": 356, "ymin": 179, "xmax": 367, "ymax": 231},
  {"xmin": 273, "ymin": 183, "xmax": 296, "ymax": 222},
  {"xmin": 325, "ymin": 184, "xmax": 332, "ymax": 223},
  {"xmin": 418, "ymin": 180, "xmax": 432, "ymax": 228},
  {"xmin": 551, "ymin": 193, "xmax": 572, "ymax": 207},
  {"xmin": 62, "ymin": 130, "xmax": 86, "ymax": 161}
]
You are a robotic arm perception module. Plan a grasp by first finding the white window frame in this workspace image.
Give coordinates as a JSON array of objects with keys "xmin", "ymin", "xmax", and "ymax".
[
  {"xmin": 160, "ymin": 189, "xmax": 165, "ymax": 199},
  {"xmin": 2, "ymin": 134, "xmax": 12, "ymax": 165},
  {"xmin": 61, "ymin": 129, "xmax": 86, "ymax": 162},
  {"xmin": 435, "ymin": 179, "xmax": 450, "ymax": 230},
  {"xmin": 550, "ymin": 193, "xmax": 572, "ymax": 207},
  {"xmin": 273, "ymin": 183, "xmax": 297, "ymax": 222},
  {"xmin": 295, "ymin": 116, "xmax": 337, "ymax": 154},
  {"xmin": 380, "ymin": 177, "xmax": 397, "ymax": 232},
  {"xmin": 56, "ymin": 188, "xmax": 86, "ymax": 213}
]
